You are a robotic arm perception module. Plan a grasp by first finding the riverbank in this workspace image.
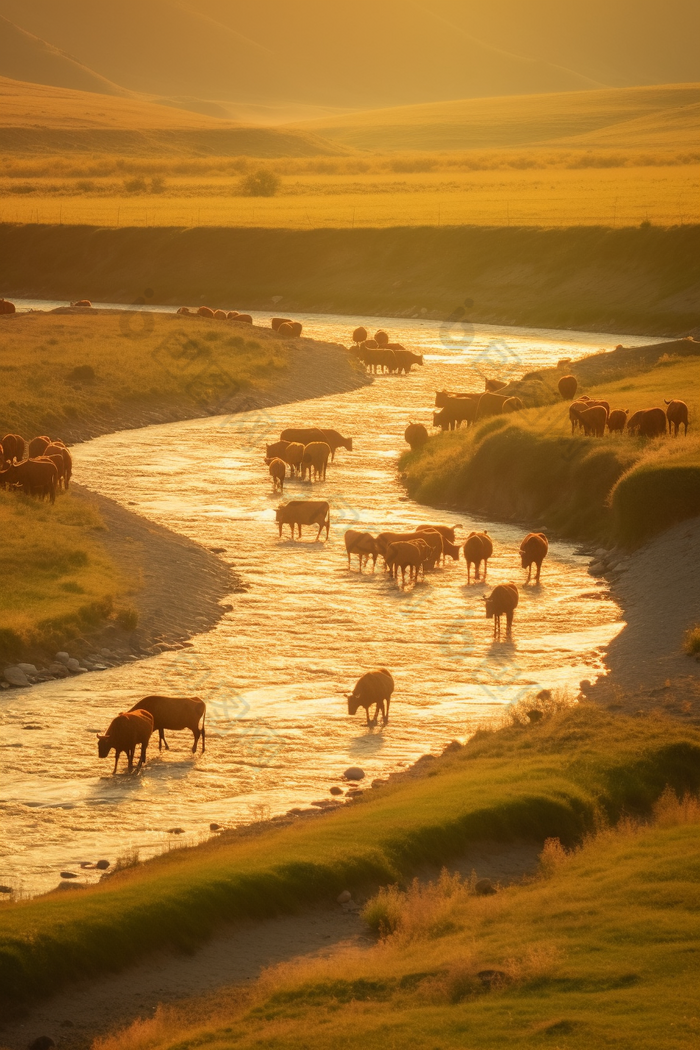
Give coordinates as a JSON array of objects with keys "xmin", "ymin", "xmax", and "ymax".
[
  {"xmin": 1, "ymin": 223, "xmax": 699, "ymax": 338},
  {"xmin": 400, "ymin": 337, "xmax": 700, "ymax": 547},
  {"xmin": 0, "ymin": 312, "xmax": 367, "ymax": 673}
]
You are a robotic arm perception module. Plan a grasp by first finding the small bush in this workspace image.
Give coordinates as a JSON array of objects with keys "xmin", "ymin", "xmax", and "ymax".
[
  {"xmin": 124, "ymin": 177, "xmax": 147, "ymax": 193},
  {"xmin": 238, "ymin": 169, "xmax": 281, "ymax": 197},
  {"xmin": 683, "ymin": 626, "xmax": 700, "ymax": 656},
  {"xmin": 363, "ymin": 870, "xmax": 467, "ymax": 942},
  {"xmin": 68, "ymin": 364, "xmax": 96, "ymax": 382},
  {"xmin": 116, "ymin": 606, "xmax": 139, "ymax": 631}
]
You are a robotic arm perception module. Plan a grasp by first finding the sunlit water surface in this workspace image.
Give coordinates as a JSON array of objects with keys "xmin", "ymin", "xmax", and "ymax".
[{"xmin": 1, "ymin": 308, "xmax": 654, "ymax": 895}]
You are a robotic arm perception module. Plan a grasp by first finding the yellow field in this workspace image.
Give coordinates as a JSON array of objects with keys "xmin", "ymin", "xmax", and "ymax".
[
  {"xmin": 294, "ymin": 82, "xmax": 700, "ymax": 152},
  {"xmin": 1, "ymin": 164, "xmax": 696, "ymax": 229}
]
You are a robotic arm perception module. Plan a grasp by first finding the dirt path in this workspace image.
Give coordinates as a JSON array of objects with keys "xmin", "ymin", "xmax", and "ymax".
[
  {"xmin": 0, "ymin": 840, "xmax": 539, "ymax": 1050},
  {"xmin": 588, "ymin": 517, "xmax": 700, "ymax": 716}
]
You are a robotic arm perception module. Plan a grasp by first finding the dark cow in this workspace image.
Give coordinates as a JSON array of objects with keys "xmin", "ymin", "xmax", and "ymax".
[
  {"xmin": 475, "ymin": 392, "xmax": 510, "ymax": 421},
  {"xmin": 348, "ymin": 669, "xmax": 395, "ymax": 726},
  {"xmin": 197, "ymin": 306, "xmax": 214, "ymax": 317},
  {"xmin": 607, "ymin": 409, "xmax": 628, "ymax": 434},
  {"xmin": 520, "ymin": 532, "xmax": 549, "ymax": 583},
  {"xmin": 558, "ymin": 375, "xmax": 578, "ymax": 400},
  {"xmin": 352, "ymin": 326, "xmax": 368, "ymax": 344},
  {"xmin": 27, "ymin": 435, "xmax": 51, "ymax": 458},
  {"xmin": 576, "ymin": 405, "xmax": 608, "ymax": 437},
  {"xmin": 404, "ymin": 422, "xmax": 429, "ymax": 449},
  {"xmin": 1, "ymin": 433, "xmax": 25, "ymax": 464},
  {"xmin": 268, "ymin": 457, "xmax": 286, "ymax": 492},
  {"xmin": 320, "ymin": 429, "xmax": 352, "ymax": 461},
  {"xmin": 416, "ymin": 523, "xmax": 458, "ymax": 544},
  {"xmin": 386, "ymin": 539, "xmax": 431, "ymax": 584},
  {"xmin": 276, "ymin": 500, "xmax": 330, "ymax": 540},
  {"xmin": 345, "ymin": 529, "xmax": 379, "ymax": 571},
  {"xmin": 665, "ymin": 399, "xmax": 689, "ymax": 437},
  {"xmin": 45, "ymin": 443, "xmax": 72, "ymax": 488},
  {"xmin": 375, "ymin": 330, "xmax": 389, "ymax": 346},
  {"xmin": 98, "ymin": 709, "xmax": 154, "ymax": 773},
  {"xmin": 128, "ymin": 695, "xmax": 206, "ymax": 753},
  {"xmin": 628, "ymin": 407, "xmax": 666, "ymax": 438},
  {"xmin": 394, "ymin": 349, "xmax": 424, "ymax": 374},
  {"xmin": 272, "ymin": 317, "xmax": 293, "ymax": 331},
  {"xmin": 266, "ymin": 440, "xmax": 290, "ymax": 460},
  {"xmin": 6, "ymin": 458, "xmax": 57, "ymax": 502},
  {"xmin": 484, "ymin": 583, "xmax": 519, "ymax": 637},
  {"xmin": 301, "ymin": 441, "xmax": 331, "ymax": 481},
  {"xmin": 463, "ymin": 531, "xmax": 493, "ymax": 582},
  {"xmin": 281, "ymin": 427, "xmax": 326, "ymax": 445},
  {"xmin": 0, "ymin": 298, "xmax": 16, "ymax": 314},
  {"xmin": 502, "ymin": 397, "xmax": 524, "ymax": 413}
]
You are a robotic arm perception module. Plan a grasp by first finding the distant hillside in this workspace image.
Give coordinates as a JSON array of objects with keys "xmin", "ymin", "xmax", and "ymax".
[
  {"xmin": 292, "ymin": 83, "xmax": 700, "ymax": 152},
  {"xmin": 0, "ymin": 15, "xmax": 127, "ymax": 97},
  {"xmin": 0, "ymin": 77, "xmax": 343, "ymax": 157}
]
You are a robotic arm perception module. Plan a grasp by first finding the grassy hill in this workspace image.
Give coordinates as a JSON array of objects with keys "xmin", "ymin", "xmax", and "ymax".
[
  {"xmin": 293, "ymin": 83, "xmax": 700, "ymax": 153},
  {"xmin": 0, "ymin": 77, "xmax": 341, "ymax": 156}
]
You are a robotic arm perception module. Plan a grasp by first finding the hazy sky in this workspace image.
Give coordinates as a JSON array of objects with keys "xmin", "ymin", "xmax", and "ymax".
[{"xmin": 0, "ymin": 0, "xmax": 698, "ymax": 109}]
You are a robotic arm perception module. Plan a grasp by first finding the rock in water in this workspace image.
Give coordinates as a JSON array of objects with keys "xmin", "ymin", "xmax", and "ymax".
[{"xmin": 343, "ymin": 767, "xmax": 365, "ymax": 781}]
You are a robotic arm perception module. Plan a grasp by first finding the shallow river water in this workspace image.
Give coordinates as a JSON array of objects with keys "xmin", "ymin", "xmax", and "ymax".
[{"xmin": 1, "ymin": 309, "xmax": 654, "ymax": 896}]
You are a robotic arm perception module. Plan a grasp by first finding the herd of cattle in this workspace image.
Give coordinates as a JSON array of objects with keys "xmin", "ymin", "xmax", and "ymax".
[
  {"xmin": 350, "ymin": 326, "xmax": 424, "ymax": 375},
  {"xmin": 264, "ymin": 427, "xmax": 353, "ymax": 491},
  {"xmin": 0, "ymin": 433, "xmax": 73, "ymax": 503},
  {"xmin": 176, "ymin": 308, "xmax": 306, "ymax": 340}
]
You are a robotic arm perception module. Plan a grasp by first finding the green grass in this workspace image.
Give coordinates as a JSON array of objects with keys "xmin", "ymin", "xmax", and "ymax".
[
  {"xmin": 401, "ymin": 344, "xmax": 700, "ymax": 545},
  {"xmin": 0, "ymin": 311, "xmax": 290, "ymax": 441},
  {"xmin": 0, "ymin": 489, "xmax": 125, "ymax": 662},
  {"xmin": 99, "ymin": 793, "xmax": 700, "ymax": 1050},
  {"xmin": 2, "ymin": 704, "xmax": 700, "ymax": 1013}
]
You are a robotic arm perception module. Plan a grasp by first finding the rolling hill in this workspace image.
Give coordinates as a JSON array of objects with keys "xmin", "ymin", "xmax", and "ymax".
[
  {"xmin": 0, "ymin": 77, "xmax": 343, "ymax": 156},
  {"xmin": 290, "ymin": 83, "xmax": 700, "ymax": 152}
]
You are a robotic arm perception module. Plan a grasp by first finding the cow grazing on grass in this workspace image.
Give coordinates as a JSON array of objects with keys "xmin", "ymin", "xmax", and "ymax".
[
  {"xmin": 197, "ymin": 306, "xmax": 214, "ymax": 317},
  {"xmin": 98, "ymin": 709, "xmax": 154, "ymax": 773},
  {"xmin": 520, "ymin": 532, "xmax": 549, "ymax": 583},
  {"xmin": 272, "ymin": 317, "xmax": 293, "ymax": 331},
  {"xmin": 475, "ymin": 392, "xmax": 510, "ymax": 421},
  {"xmin": 577, "ymin": 405, "xmax": 608, "ymax": 437},
  {"xmin": 301, "ymin": 441, "xmax": 331, "ymax": 481},
  {"xmin": 558, "ymin": 375, "xmax": 578, "ymax": 400},
  {"xmin": 627, "ymin": 407, "xmax": 666, "ymax": 438},
  {"xmin": 278, "ymin": 322, "xmax": 295, "ymax": 337},
  {"xmin": 607, "ymin": 409, "xmax": 628, "ymax": 434},
  {"xmin": 44, "ymin": 443, "xmax": 72, "ymax": 487},
  {"xmin": 276, "ymin": 500, "xmax": 330, "ymax": 540},
  {"xmin": 404, "ymin": 422, "xmax": 429, "ymax": 449},
  {"xmin": 268, "ymin": 457, "xmax": 286, "ymax": 492},
  {"xmin": 484, "ymin": 583, "xmax": 519, "ymax": 637},
  {"xmin": 464, "ymin": 531, "xmax": 493, "ymax": 582},
  {"xmin": 433, "ymin": 397, "xmax": 478, "ymax": 430},
  {"xmin": 348, "ymin": 669, "xmax": 395, "ymax": 726},
  {"xmin": 128, "ymin": 696, "xmax": 206, "ymax": 753},
  {"xmin": 6, "ymin": 458, "xmax": 57, "ymax": 503},
  {"xmin": 320, "ymin": 429, "xmax": 353, "ymax": 461},
  {"xmin": 345, "ymin": 529, "xmax": 379, "ymax": 571},
  {"xmin": 665, "ymin": 399, "xmax": 689, "ymax": 436}
]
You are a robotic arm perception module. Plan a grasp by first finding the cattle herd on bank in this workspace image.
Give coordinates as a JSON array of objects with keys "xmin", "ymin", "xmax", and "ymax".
[{"xmin": 0, "ymin": 433, "xmax": 73, "ymax": 502}]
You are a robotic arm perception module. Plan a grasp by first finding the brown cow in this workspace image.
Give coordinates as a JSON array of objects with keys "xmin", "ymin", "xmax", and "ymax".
[
  {"xmin": 98, "ymin": 709, "xmax": 154, "ymax": 773},
  {"xmin": 128, "ymin": 695, "xmax": 206, "ymax": 753},
  {"xmin": 0, "ymin": 298, "xmax": 16, "ymax": 314},
  {"xmin": 227, "ymin": 311, "xmax": 239, "ymax": 319},
  {"xmin": 404, "ymin": 422, "xmax": 429, "ymax": 449},
  {"xmin": 213, "ymin": 309, "xmax": 227, "ymax": 320},
  {"xmin": 301, "ymin": 441, "xmax": 331, "ymax": 481},
  {"xmin": 6, "ymin": 458, "xmax": 57, "ymax": 503},
  {"xmin": 475, "ymin": 392, "xmax": 509, "ymax": 421},
  {"xmin": 283, "ymin": 442, "xmax": 304, "ymax": 476},
  {"xmin": 485, "ymin": 378, "xmax": 507, "ymax": 392},
  {"xmin": 375, "ymin": 330, "xmax": 389, "ymax": 346},
  {"xmin": 197, "ymin": 306, "xmax": 214, "ymax": 317},
  {"xmin": 463, "ymin": 531, "xmax": 493, "ymax": 582},
  {"xmin": 386, "ymin": 540, "xmax": 430, "ymax": 585},
  {"xmin": 558, "ymin": 375, "xmax": 578, "ymax": 400},
  {"xmin": 71, "ymin": 299, "xmax": 92, "ymax": 308},
  {"xmin": 348, "ymin": 669, "xmax": 394, "ymax": 726},
  {"xmin": 177, "ymin": 306, "xmax": 190, "ymax": 314},
  {"xmin": 281, "ymin": 427, "xmax": 326, "ymax": 445},
  {"xmin": 278, "ymin": 322, "xmax": 295, "ymax": 337},
  {"xmin": 268, "ymin": 457, "xmax": 286, "ymax": 492},
  {"xmin": 45, "ymin": 443, "xmax": 72, "ymax": 488},
  {"xmin": 272, "ymin": 317, "xmax": 293, "ymax": 331},
  {"xmin": 352, "ymin": 326, "xmax": 368, "ymax": 344},
  {"xmin": 377, "ymin": 530, "xmax": 441, "ymax": 570},
  {"xmin": 628, "ymin": 407, "xmax": 666, "ymax": 438},
  {"xmin": 416, "ymin": 523, "xmax": 458, "ymax": 544},
  {"xmin": 235, "ymin": 314, "xmax": 253, "ymax": 324},
  {"xmin": 276, "ymin": 500, "xmax": 330, "ymax": 540},
  {"xmin": 27, "ymin": 435, "xmax": 51, "ymax": 458},
  {"xmin": 42, "ymin": 453, "xmax": 66, "ymax": 488},
  {"xmin": 502, "ymin": 397, "xmax": 524, "ymax": 413},
  {"xmin": 577, "ymin": 405, "xmax": 608, "ymax": 437},
  {"xmin": 484, "ymin": 583, "xmax": 519, "ymax": 637},
  {"xmin": 520, "ymin": 532, "xmax": 549, "ymax": 584},
  {"xmin": 320, "ymin": 429, "xmax": 353, "ymax": 461},
  {"xmin": 665, "ymin": 399, "xmax": 689, "ymax": 436},
  {"xmin": 345, "ymin": 529, "xmax": 379, "ymax": 571},
  {"xmin": 266, "ymin": 440, "xmax": 290, "ymax": 461},
  {"xmin": 607, "ymin": 409, "xmax": 628, "ymax": 434},
  {"xmin": 1, "ymin": 434, "xmax": 25, "ymax": 464},
  {"xmin": 394, "ymin": 349, "xmax": 423, "ymax": 374},
  {"xmin": 433, "ymin": 401, "xmax": 477, "ymax": 431}
]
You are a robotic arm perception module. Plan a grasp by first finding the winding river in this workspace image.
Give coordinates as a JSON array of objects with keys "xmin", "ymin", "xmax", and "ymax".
[{"xmin": 1, "ymin": 307, "xmax": 654, "ymax": 897}]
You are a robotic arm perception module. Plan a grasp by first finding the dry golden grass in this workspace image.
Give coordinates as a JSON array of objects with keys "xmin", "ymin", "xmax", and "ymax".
[{"xmin": 1, "ymin": 164, "xmax": 697, "ymax": 229}]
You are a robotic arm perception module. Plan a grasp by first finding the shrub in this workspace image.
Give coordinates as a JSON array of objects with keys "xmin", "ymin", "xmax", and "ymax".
[
  {"xmin": 68, "ymin": 364, "xmax": 96, "ymax": 382},
  {"xmin": 683, "ymin": 626, "xmax": 700, "ymax": 656},
  {"xmin": 124, "ymin": 177, "xmax": 147, "ymax": 193},
  {"xmin": 238, "ymin": 169, "xmax": 281, "ymax": 197}
]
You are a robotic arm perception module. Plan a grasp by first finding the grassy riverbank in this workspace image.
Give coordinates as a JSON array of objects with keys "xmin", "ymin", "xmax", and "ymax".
[
  {"xmin": 1, "ymin": 223, "xmax": 699, "ymax": 337},
  {"xmin": 1, "ymin": 704, "xmax": 699, "ymax": 1014},
  {"xmin": 401, "ymin": 339, "xmax": 700, "ymax": 546},
  {"xmin": 0, "ymin": 311, "xmax": 291, "ymax": 443},
  {"xmin": 0, "ymin": 490, "xmax": 126, "ymax": 664},
  {"xmin": 96, "ymin": 788, "xmax": 700, "ymax": 1050}
]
